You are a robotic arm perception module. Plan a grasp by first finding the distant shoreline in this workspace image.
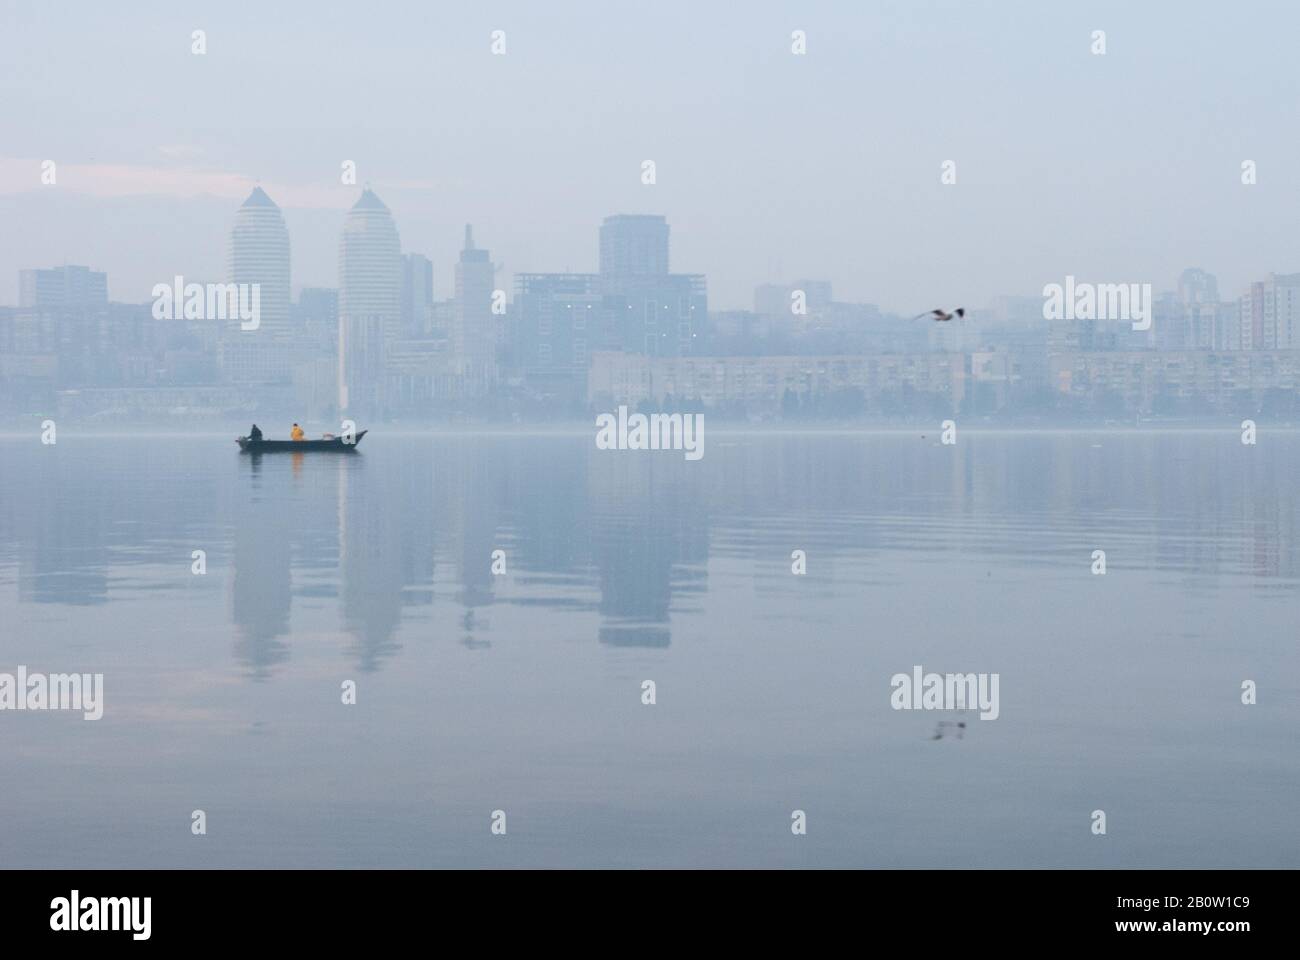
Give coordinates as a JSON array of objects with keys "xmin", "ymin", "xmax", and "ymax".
[{"xmin": 1, "ymin": 420, "xmax": 1295, "ymax": 440}]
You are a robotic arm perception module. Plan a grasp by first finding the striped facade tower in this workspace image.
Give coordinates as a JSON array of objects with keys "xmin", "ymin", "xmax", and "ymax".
[
  {"xmin": 228, "ymin": 186, "xmax": 291, "ymax": 339},
  {"xmin": 338, "ymin": 188, "xmax": 402, "ymax": 414},
  {"xmin": 222, "ymin": 186, "xmax": 292, "ymax": 384}
]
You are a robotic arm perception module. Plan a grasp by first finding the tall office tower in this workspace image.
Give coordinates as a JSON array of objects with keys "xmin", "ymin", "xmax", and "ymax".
[
  {"xmin": 228, "ymin": 187, "xmax": 291, "ymax": 339},
  {"xmin": 453, "ymin": 225, "xmax": 497, "ymax": 391},
  {"xmin": 18, "ymin": 265, "xmax": 108, "ymax": 310},
  {"xmin": 338, "ymin": 188, "xmax": 402, "ymax": 413},
  {"xmin": 599, "ymin": 214, "xmax": 670, "ymax": 279},
  {"xmin": 597, "ymin": 215, "xmax": 706, "ymax": 360},
  {"xmin": 401, "ymin": 253, "xmax": 433, "ymax": 338}
]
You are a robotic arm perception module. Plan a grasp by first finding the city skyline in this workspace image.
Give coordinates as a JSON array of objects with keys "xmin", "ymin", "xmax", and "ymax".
[
  {"xmin": 4, "ymin": 1, "xmax": 1300, "ymax": 313},
  {"xmin": 3, "ymin": 0, "xmax": 1298, "ymax": 901},
  {"xmin": 4, "ymin": 177, "xmax": 1295, "ymax": 318},
  {"xmin": 10, "ymin": 180, "xmax": 1296, "ymax": 322},
  {"xmin": 5, "ymin": 1, "xmax": 1300, "ymax": 423}
]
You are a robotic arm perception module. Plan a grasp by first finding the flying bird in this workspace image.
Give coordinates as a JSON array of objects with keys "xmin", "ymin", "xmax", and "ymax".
[{"xmin": 912, "ymin": 308, "xmax": 966, "ymax": 322}]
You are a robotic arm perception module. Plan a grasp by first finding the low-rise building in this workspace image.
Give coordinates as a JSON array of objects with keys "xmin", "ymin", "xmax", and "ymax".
[{"xmin": 589, "ymin": 351, "xmax": 968, "ymax": 413}]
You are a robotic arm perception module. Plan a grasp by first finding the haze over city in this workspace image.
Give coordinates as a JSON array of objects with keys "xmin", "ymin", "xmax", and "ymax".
[
  {"xmin": 1, "ymin": 1, "xmax": 1297, "ymax": 926},
  {"xmin": 4, "ymin": 0, "xmax": 1299, "ymax": 312}
]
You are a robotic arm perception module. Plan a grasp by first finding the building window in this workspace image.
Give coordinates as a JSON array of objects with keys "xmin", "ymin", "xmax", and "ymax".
[
  {"xmin": 538, "ymin": 314, "xmax": 552, "ymax": 335},
  {"xmin": 574, "ymin": 339, "xmax": 587, "ymax": 363},
  {"xmin": 539, "ymin": 343, "xmax": 552, "ymax": 363}
]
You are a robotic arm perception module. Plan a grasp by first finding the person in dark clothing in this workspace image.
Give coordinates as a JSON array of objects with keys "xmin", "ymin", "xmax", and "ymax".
[{"xmin": 248, "ymin": 424, "xmax": 263, "ymax": 442}]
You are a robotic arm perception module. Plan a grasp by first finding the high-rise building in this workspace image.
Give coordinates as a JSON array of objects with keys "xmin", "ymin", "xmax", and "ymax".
[
  {"xmin": 599, "ymin": 215, "xmax": 669, "ymax": 278},
  {"xmin": 401, "ymin": 253, "xmax": 433, "ymax": 338},
  {"xmin": 598, "ymin": 215, "xmax": 706, "ymax": 360},
  {"xmin": 219, "ymin": 187, "xmax": 293, "ymax": 385},
  {"xmin": 19, "ymin": 265, "xmax": 107, "ymax": 311},
  {"xmin": 505, "ymin": 215, "xmax": 707, "ymax": 400},
  {"xmin": 338, "ymin": 188, "xmax": 401, "ymax": 413},
  {"xmin": 511, "ymin": 272, "xmax": 602, "ymax": 400},
  {"xmin": 1263, "ymin": 273, "xmax": 1300, "ymax": 350},
  {"xmin": 228, "ymin": 187, "xmax": 290, "ymax": 340},
  {"xmin": 1238, "ymin": 273, "xmax": 1300, "ymax": 350},
  {"xmin": 602, "ymin": 273, "xmax": 706, "ymax": 358},
  {"xmin": 453, "ymin": 226, "xmax": 497, "ymax": 392},
  {"xmin": 1239, "ymin": 281, "xmax": 1264, "ymax": 351}
]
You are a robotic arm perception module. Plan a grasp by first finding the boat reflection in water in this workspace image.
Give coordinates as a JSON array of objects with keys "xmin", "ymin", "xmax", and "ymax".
[
  {"xmin": 236, "ymin": 429, "xmax": 368, "ymax": 453},
  {"xmin": 2, "ymin": 431, "xmax": 1298, "ymax": 867}
]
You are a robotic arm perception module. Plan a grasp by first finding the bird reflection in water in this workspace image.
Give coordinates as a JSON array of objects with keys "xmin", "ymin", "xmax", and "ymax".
[{"xmin": 931, "ymin": 719, "xmax": 968, "ymax": 741}]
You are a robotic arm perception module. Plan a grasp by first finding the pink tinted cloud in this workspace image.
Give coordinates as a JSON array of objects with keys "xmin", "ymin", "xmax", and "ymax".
[{"xmin": 0, "ymin": 156, "xmax": 349, "ymax": 209}]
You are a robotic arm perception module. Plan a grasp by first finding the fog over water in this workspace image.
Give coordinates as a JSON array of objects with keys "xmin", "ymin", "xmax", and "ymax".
[{"xmin": 1, "ymin": 431, "xmax": 1294, "ymax": 867}]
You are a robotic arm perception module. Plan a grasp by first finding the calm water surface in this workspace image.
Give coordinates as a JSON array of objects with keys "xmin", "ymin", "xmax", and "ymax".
[{"xmin": 0, "ymin": 429, "xmax": 1296, "ymax": 867}]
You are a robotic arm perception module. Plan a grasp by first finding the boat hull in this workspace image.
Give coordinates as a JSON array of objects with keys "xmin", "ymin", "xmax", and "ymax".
[{"xmin": 237, "ymin": 430, "xmax": 367, "ymax": 453}]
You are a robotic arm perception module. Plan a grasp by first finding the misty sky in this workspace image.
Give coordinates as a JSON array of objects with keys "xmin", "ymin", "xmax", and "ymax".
[{"xmin": 2, "ymin": 0, "xmax": 1298, "ymax": 313}]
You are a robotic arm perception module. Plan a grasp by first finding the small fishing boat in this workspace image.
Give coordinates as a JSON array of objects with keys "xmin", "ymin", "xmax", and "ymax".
[{"xmin": 236, "ymin": 430, "xmax": 367, "ymax": 453}]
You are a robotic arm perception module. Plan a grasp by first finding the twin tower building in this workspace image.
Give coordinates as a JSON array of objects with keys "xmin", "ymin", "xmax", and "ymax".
[{"xmin": 226, "ymin": 186, "xmax": 495, "ymax": 416}]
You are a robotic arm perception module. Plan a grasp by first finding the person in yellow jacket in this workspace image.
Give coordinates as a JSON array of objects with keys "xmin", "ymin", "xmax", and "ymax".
[{"xmin": 290, "ymin": 423, "xmax": 305, "ymax": 441}]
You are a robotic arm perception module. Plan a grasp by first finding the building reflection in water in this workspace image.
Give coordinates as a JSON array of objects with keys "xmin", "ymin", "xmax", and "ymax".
[
  {"xmin": 339, "ymin": 449, "xmax": 406, "ymax": 672},
  {"xmin": 3, "ymin": 433, "xmax": 1298, "ymax": 682},
  {"xmin": 230, "ymin": 454, "xmax": 294, "ymax": 678}
]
